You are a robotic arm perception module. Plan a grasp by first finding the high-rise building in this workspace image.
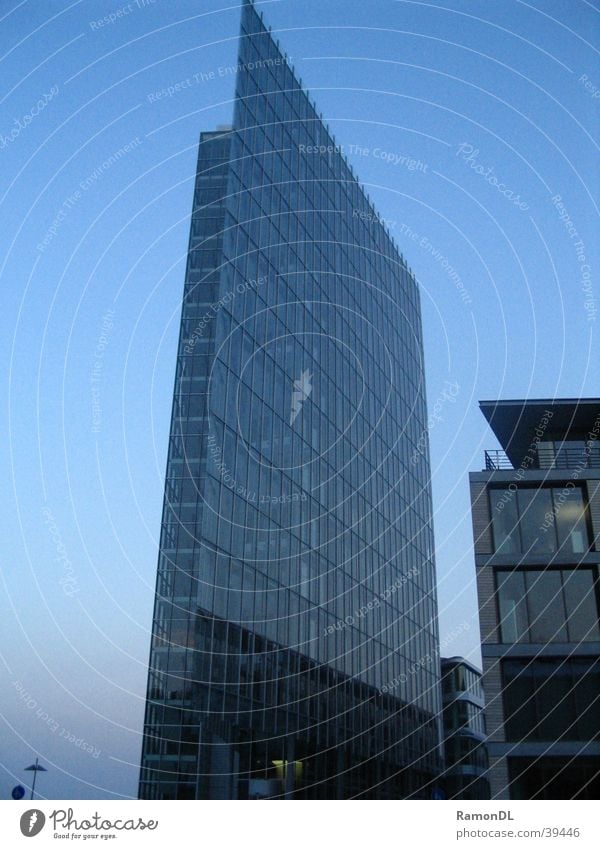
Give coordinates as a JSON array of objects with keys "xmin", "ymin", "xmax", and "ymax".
[
  {"xmin": 440, "ymin": 656, "xmax": 489, "ymax": 799},
  {"xmin": 470, "ymin": 398, "xmax": 600, "ymax": 799},
  {"xmin": 139, "ymin": 0, "xmax": 442, "ymax": 799}
]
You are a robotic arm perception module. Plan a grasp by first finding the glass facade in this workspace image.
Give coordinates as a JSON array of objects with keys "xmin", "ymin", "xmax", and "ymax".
[
  {"xmin": 139, "ymin": 0, "xmax": 441, "ymax": 799},
  {"xmin": 508, "ymin": 757, "xmax": 600, "ymax": 800},
  {"xmin": 440, "ymin": 659, "xmax": 489, "ymax": 800},
  {"xmin": 489, "ymin": 485, "xmax": 589, "ymax": 555},
  {"xmin": 441, "ymin": 661, "xmax": 484, "ymax": 703},
  {"xmin": 496, "ymin": 567, "xmax": 600, "ymax": 643},
  {"xmin": 502, "ymin": 657, "xmax": 600, "ymax": 742}
]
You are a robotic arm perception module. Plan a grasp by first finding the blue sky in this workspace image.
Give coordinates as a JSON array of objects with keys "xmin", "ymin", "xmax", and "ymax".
[{"xmin": 0, "ymin": 0, "xmax": 598, "ymax": 799}]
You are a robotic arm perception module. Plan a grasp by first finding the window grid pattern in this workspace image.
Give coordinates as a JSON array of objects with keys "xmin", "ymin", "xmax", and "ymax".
[{"xmin": 140, "ymin": 1, "xmax": 441, "ymax": 800}]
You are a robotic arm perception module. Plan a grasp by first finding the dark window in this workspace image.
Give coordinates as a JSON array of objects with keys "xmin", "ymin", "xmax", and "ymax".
[
  {"xmin": 525, "ymin": 570, "xmax": 567, "ymax": 642},
  {"xmin": 508, "ymin": 756, "xmax": 600, "ymax": 800},
  {"xmin": 502, "ymin": 658, "xmax": 600, "ymax": 742}
]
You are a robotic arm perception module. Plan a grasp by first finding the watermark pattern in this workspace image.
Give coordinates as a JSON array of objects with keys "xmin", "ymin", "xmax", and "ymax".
[
  {"xmin": 411, "ymin": 380, "xmax": 460, "ymax": 464},
  {"xmin": 540, "ymin": 412, "xmax": 600, "ymax": 533},
  {"xmin": 13, "ymin": 680, "xmax": 100, "ymax": 758},
  {"xmin": 36, "ymin": 190, "xmax": 82, "ymax": 253},
  {"xmin": 352, "ymin": 207, "xmax": 397, "ymax": 230},
  {"xmin": 0, "ymin": 85, "xmax": 58, "ymax": 150},
  {"xmin": 289, "ymin": 370, "xmax": 312, "ymax": 426},
  {"xmin": 207, "ymin": 433, "xmax": 257, "ymax": 502},
  {"xmin": 551, "ymin": 194, "xmax": 596, "ymax": 321},
  {"xmin": 42, "ymin": 506, "xmax": 78, "ymax": 597},
  {"xmin": 183, "ymin": 275, "xmax": 267, "ymax": 354},
  {"xmin": 37, "ymin": 137, "xmax": 142, "ymax": 252},
  {"xmin": 147, "ymin": 55, "xmax": 290, "ymax": 103},
  {"xmin": 398, "ymin": 223, "xmax": 471, "ymax": 305},
  {"xmin": 493, "ymin": 409, "xmax": 554, "ymax": 512},
  {"xmin": 378, "ymin": 622, "xmax": 471, "ymax": 694},
  {"xmin": 456, "ymin": 143, "xmax": 529, "ymax": 210},
  {"xmin": 579, "ymin": 73, "xmax": 600, "ymax": 99},
  {"xmin": 324, "ymin": 565, "xmax": 420, "ymax": 635},
  {"xmin": 299, "ymin": 142, "xmax": 428, "ymax": 173},
  {"xmin": 91, "ymin": 309, "xmax": 116, "ymax": 433},
  {"xmin": 89, "ymin": 0, "xmax": 156, "ymax": 30},
  {"xmin": 207, "ymin": 428, "xmax": 308, "ymax": 505},
  {"xmin": 79, "ymin": 136, "xmax": 142, "ymax": 191},
  {"xmin": 418, "ymin": 237, "xmax": 472, "ymax": 304}
]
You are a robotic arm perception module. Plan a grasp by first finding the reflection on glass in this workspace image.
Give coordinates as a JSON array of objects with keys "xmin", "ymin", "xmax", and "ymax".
[
  {"xmin": 555, "ymin": 488, "xmax": 587, "ymax": 554},
  {"xmin": 497, "ymin": 571, "xmax": 528, "ymax": 642},
  {"xmin": 491, "ymin": 486, "xmax": 589, "ymax": 555},
  {"xmin": 517, "ymin": 489, "xmax": 555, "ymax": 554},
  {"xmin": 526, "ymin": 571, "xmax": 567, "ymax": 642},
  {"xmin": 490, "ymin": 490, "xmax": 519, "ymax": 553},
  {"xmin": 503, "ymin": 658, "xmax": 600, "ymax": 742},
  {"xmin": 497, "ymin": 567, "xmax": 599, "ymax": 644},
  {"xmin": 564, "ymin": 570, "xmax": 600, "ymax": 642},
  {"xmin": 536, "ymin": 440, "xmax": 555, "ymax": 469}
]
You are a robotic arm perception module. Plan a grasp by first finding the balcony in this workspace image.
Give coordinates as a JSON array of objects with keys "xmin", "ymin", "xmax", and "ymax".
[
  {"xmin": 484, "ymin": 450, "xmax": 513, "ymax": 470},
  {"xmin": 484, "ymin": 447, "xmax": 600, "ymax": 471}
]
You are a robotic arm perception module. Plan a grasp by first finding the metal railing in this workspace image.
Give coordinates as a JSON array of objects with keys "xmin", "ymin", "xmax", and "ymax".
[
  {"xmin": 484, "ymin": 447, "xmax": 600, "ymax": 471},
  {"xmin": 484, "ymin": 450, "xmax": 512, "ymax": 470}
]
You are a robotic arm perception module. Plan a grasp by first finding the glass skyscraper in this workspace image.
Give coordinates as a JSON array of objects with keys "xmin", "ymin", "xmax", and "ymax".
[{"xmin": 139, "ymin": 0, "xmax": 442, "ymax": 799}]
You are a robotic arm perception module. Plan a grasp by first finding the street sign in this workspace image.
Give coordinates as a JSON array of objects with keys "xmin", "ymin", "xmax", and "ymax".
[{"xmin": 12, "ymin": 785, "xmax": 26, "ymax": 800}]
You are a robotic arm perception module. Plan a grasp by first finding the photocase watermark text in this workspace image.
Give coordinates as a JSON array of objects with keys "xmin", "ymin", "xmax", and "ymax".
[
  {"xmin": 456, "ymin": 143, "xmax": 529, "ymax": 210},
  {"xmin": 43, "ymin": 506, "xmax": 78, "ymax": 597},
  {"xmin": 0, "ymin": 85, "xmax": 58, "ymax": 150},
  {"xmin": 412, "ymin": 380, "xmax": 460, "ymax": 464}
]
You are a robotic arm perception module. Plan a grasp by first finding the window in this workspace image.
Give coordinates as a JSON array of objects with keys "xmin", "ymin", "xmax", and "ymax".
[
  {"xmin": 517, "ymin": 489, "xmax": 555, "ymax": 554},
  {"xmin": 537, "ymin": 439, "xmax": 600, "ymax": 470},
  {"xmin": 489, "ymin": 489, "xmax": 519, "ymax": 553},
  {"xmin": 490, "ymin": 486, "xmax": 590, "ymax": 555},
  {"xmin": 502, "ymin": 658, "xmax": 600, "ymax": 742},
  {"xmin": 526, "ymin": 571, "xmax": 567, "ymax": 641},
  {"xmin": 443, "ymin": 700, "xmax": 485, "ymax": 735},
  {"xmin": 497, "ymin": 568, "xmax": 599, "ymax": 643},
  {"xmin": 497, "ymin": 570, "xmax": 528, "ymax": 642},
  {"xmin": 508, "ymin": 756, "xmax": 600, "ymax": 800}
]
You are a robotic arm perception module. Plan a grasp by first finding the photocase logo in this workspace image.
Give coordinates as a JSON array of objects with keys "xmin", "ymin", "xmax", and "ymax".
[
  {"xmin": 20, "ymin": 810, "xmax": 46, "ymax": 837},
  {"xmin": 289, "ymin": 370, "xmax": 312, "ymax": 426}
]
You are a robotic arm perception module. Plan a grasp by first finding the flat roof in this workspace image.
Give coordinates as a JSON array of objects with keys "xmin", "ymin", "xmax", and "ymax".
[
  {"xmin": 480, "ymin": 398, "xmax": 600, "ymax": 465},
  {"xmin": 440, "ymin": 656, "xmax": 482, "ymax": 676}
]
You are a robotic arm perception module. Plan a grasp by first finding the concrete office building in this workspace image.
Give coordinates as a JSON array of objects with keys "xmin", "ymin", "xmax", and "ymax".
[
  {"xmin": 440, "ymin": 656, "xmax": 489, "ymax": 799},
  {"xmin": 470, "ymin": 398, "xmax": 600, "ymax": 799}
]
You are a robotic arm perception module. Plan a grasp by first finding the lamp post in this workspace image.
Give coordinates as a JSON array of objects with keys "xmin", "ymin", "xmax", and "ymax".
[{"xmin": 24, "ymin": 759, "xmax": 47, "ymax": 800}]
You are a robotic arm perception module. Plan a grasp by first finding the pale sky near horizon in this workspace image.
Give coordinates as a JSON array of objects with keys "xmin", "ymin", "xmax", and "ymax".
[{"xmin": 0, "ymin": 0, "xmax": 598, "ymax": 800}]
